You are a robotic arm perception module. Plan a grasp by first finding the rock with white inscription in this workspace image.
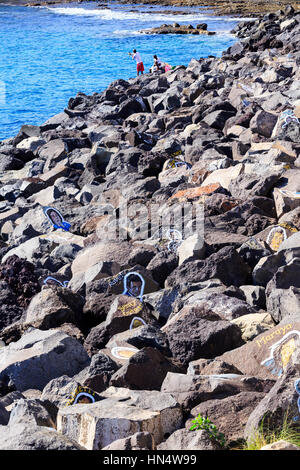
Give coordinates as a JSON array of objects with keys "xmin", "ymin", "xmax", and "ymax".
[{"xmin": 216, "ymin": 321, "xmax": 300, "ymax": 379}]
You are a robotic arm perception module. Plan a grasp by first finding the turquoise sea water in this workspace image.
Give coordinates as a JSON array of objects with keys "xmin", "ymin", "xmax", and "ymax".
[{"xmin": 0, "ymin": 2, "xmax": 248, "ymax": 140}]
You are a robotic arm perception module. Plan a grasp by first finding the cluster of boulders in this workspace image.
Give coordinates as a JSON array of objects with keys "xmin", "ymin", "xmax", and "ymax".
[
  {"xmin": 0, "ymin": 4, "xmax": 300, "ymax": 451},
  {"xmin": 141, "ymin": 22, "xmax": 216, "ymax": 35}
]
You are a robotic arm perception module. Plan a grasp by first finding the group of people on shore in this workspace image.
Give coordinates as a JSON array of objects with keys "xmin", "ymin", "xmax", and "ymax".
[{"xmin": 128, "ymin": 49, "xmax": 172, "ymax": 76}]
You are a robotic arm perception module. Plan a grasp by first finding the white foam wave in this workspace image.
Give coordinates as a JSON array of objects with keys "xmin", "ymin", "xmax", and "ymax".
[
  {"xmin": 45, "ymin": 6, "xmax": 254, "ymax": 23},
  {"xmin": 113, "ymin": 29, "xmax": 142, "ymax": 36}
]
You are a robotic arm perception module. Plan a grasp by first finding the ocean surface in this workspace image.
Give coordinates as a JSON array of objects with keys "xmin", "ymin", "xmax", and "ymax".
[{"xmin": 0, "ymin": 2, "xmax": 250, "ymax": 141}]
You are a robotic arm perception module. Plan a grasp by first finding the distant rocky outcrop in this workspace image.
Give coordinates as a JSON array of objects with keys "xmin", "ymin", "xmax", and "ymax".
[{"xmin": 141, "ymin": 22, "xmax": 216, "ymax": 35}]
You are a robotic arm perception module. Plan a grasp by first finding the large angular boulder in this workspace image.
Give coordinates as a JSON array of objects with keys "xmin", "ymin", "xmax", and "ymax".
[
  {"xmin": 180, "ymin": 291, "xmax": 257, "ymax": 321},
  {"xmin": 228, "ymin": 172, "xmax": 282, "ymax": 200},
  {"xmin": 157, "ymin": 428, "xmax": 222, "ymax": 450},
  {"xmin": 23, "ymin": 287, "xmax": 84, "ymax": 330},
  {"xmin": 165, "ymin": 246, "xmax": 251, "ymax": 288},
  {"xmin": 250, "ymin": 110, "xmax": 278, "ymax": 138},
  {"xmin": 0, "ymin": 329, "xmax": 90, "ymax": 391},
  {"xmin": 74, "ymin": 351, "xmax": 119, "ymax": 394},
  {"xmin": 265, "ymin": 258, "xmax": 300, "ymax": 322},
  {"xmin": 102, "ymin": 432, "xmax": 156, "ymax": 450},
  {"xmin": 162, "ymin": 305, "xmax": 243, "ymax": 367},
  {"xmin": 57, "ymin": 388, "xmax": 183, "ymax": 449},
  {"xmin": 244, "ymin": 361, "xmax": 300, "ymax": 442},
  {"xmin": 186, "ymin": 392, "xmax": 267, "ymax": 444},
  {"xmin": 273, "ymin": 188, "xmax": 300, "ymax": 219},
  {"xmin": 8, "ymin": 398, "xmax": 55, "ymax": 428},
  {"xmin": 69, "ymin": 241, "xmax": 132, "ymax": 289},
  {"xmin": 252, "ymin": 248, "xmax": 300, "ymax": 287},
  {"xmin": 104, "ymin": 295, "xmax": 159, "ymax": 335},
  {"xmin": 106, "ymin": 324, "xmax": 170, "ymax": 356},
  {"xmin": 217, "ymin": 321, "xmax": 300, "ymax": 380},
  {"xmin": 109, "ymin": 347, "xmax": 182, "ymax": 390},
  {"xmin": 0, "ymin": 422, "xmax": 84, "ymax": 450},
  {"xmin": 161, "ymin": 371, "xmax": 274, "ymax": 411},
  {"xmin": 143, "ymin": 287, "xmax": 180, "ymax": 320},
  {"xmin": 41, "ymin": 375, "xmax": 95, "ymax": 409},
  {"xmin": 231, "ymin": 312, "xmax": 275, "ymax": 342}
]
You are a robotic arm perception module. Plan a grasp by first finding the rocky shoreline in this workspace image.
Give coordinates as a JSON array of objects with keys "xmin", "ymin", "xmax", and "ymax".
[
  {"xmin": 0, "ymin": 4, "xmax": 300, "ymax": 451},
  {"xmin": 13, "ymin": 0, "xmax": 300, "ymax": 17}
]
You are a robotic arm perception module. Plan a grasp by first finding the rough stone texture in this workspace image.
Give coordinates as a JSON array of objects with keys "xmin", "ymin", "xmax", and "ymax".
[
  {"xmin": 186, "ymin": 392, "xmax": 266, "ymax": 444},
  {"xmin": 261, "ymin": 440, "xmax": 300, "ymax": 450},
  {"xmin": 8, "ymin": 398, "xmax": 55, "ymax": 428},
  {"xmin": 2, "ymin": 7, "xmax": 300, "ymax": 452},
  {"xmin": 23, "ymin": 287, "xmax": 84, "ymax": 330},
  {"xmin": 0, "ymin": 422, "xmax": 84, "ymax": 450},
  {"xmin": 74, "ymin": 351, "xmax": 119, "ymax": 394},
  {"xmin": 57, "ymin": 388, "xmax": 183, "ymax": 449},
  {"xmin": 265, "ymin": 258, "xmax": 300, "ymax": 322},
  {"xmin": 165, "ymin": 246, "xmax": 251, "ymax": 288},
  {"xmin": 231, "ymin": 312, "xmax": 275, "ymax": 342},
  {"xmin": 161, "ymin": 371, "xmax": 274, "ymax": 411},
  {"xmin": 187, "ymin": 358, "xmax": 243, "ymax": 376},
  {"xmin": 162, "ymin": 305, "xmax": 243, "ymax": 367},
  {"xmin": 244, "ymin": 363, "xmax": 300, "ymax": 441},
  {"xmin": 0, "ymin": 403, "xmax": 9, "ymax": 425},
  {"xmin": 0, "ymin": 329, "xmax": 90, "ymax": 391},
  {"xmin": 102, "ymin": 431, "xmax": 156, "ymax": 450},
  {"xmin": 109, "ymin": 347, "xmax": 182, "ymax": 390},
  {"xmin": 0, "ymin": 255, "xmax": 40, "ymax": 308},
  {"xmin": 218, "ymin": 321, "xmax": 300, "ymax": 379},
  {"xmin": 157, "ymin": 428, "xmax": 222, "ymax": 450}
]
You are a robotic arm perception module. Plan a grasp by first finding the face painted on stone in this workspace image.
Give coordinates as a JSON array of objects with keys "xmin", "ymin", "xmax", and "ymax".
[
  {"xmin": 77, "ymin": 396, "xmax": 93, "ymax": 404},
  {"xmin": 129, "ymin": 280, "xmax": 142, "ymax": 297},
  {"xmin": 123, "ymin": 272, "xmax": 145, "ymax": 300},
  {"xmin": 48, "ymin": 209, "xmax": 63, "ymax": 226},
  {"xmin": 66, "ymin": 386, "xmax": 97, "ymax": 406}
]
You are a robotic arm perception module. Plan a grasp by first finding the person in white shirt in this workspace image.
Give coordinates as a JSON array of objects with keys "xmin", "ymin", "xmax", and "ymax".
[
  {"xmin": 128, "ymin": 49, "xmax": 144, "ymax": 76},
  {"xmin": 150, "ymin": 54, "xmax": 163, "ymax": 73}
]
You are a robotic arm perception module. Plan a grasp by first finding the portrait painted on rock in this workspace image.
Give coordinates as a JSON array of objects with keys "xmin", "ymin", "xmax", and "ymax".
[
  {"xmin": 166, "ymin": 228, "xmax": 183, "ymax": 253},
  {"xmin": 266, "ymin": 226, "xmax": 287, "ymax": 252},
  {"xmin": 130, "ymin": 316, "xmax": 147, "ymax": 330},
  {"xmin": 122, "ymin": 272, "xmax": 145, "ymax": 301},
  {"xmin": 43, "ymin": 206, "xmax": 71, "ymax": 232},
  {"xmin": 260, "ymin": 330, "xmax": 300, "ymax": 377},
  {"xmin": 266, "ymin": 223, "xmax": 298, "ymax": 252},
  {"xmin": 65, "ymin": 385, "xmax": 99, "ymax": 406}
]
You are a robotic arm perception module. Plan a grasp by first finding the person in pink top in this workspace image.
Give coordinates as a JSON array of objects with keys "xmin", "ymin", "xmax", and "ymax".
[{"xmin": 128, "ymin": 49, "xmax": 144, "ymax": 76}]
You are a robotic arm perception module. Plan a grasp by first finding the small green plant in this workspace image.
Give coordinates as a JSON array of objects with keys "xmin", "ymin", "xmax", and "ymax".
[
  {"xmin": 189, "ymin": 413, "xmax": 226, "ymax": 448},
  {"xmin": 242, "ymin": 412, "xmax": 300, "ymax": 450}
]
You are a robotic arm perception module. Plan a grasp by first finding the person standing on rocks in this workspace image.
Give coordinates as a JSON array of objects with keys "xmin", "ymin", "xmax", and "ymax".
[{"xmin": 128, "ymin": 49, "xmax": 144, "ymax": 76}]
